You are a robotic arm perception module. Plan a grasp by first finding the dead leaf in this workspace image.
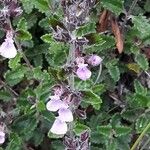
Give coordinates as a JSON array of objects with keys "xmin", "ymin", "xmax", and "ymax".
[
  {"xmin": 111, "ymin": 17, "xmax": 124, "ymax": 53},
  {"xmin": 98, "ymin": 10, "xmax": 110, "ymax": 32}
]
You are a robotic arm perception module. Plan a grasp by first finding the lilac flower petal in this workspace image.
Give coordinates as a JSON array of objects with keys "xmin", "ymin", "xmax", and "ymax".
[
  {"xmin": 46, "ymin": 99, "xmax": 69, "ymax": 112},
  {"xmin": 76, "ymin": 66, "xmax": 91, "ymax": 81},
  {"xmin": 0, "ymin": 38, "xmax": 17, "ymax": 58},
  {"xmin": 50, "ymin": 95, "xmax": 60, "ymax": 101},
  {"xmin": 0, "ymin": 131, "xmax": 5, "ymax": 137},
  {"xmin": 58, "ymin": 108, "xmax": 73, "ymax": 122},
  {"xmin": 50, "ymin": 118, "xmax": 67, "ymax": 135},
  {"xmin": 88, "ymin": 55, "xmax": 102, "ymax": 66},
  {"xmin": 0, "ymin": 131, "xmax": 5, "ymax": 144},
  {"xmin": 0, "ymin": 137, "xmax": 5, "ymax": 144},
  {"xmin": 77, "ymin": 63, "xmax": 88, "ymax": 68}
]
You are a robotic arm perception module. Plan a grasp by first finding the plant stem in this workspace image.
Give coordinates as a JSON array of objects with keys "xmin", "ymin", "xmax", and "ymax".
[
  {"xmin": 69, "ymin": 43, "xmax": 75, "ymax": 90},
  {"xmin": 14, "ymin": 39, "xmax": 33, "ymax": 70},
  {"xmin": 67, "ymin": 42, "xmax": 75, "ymax": 137},
  {"xmin": 94, "ymin": 64, "xmax": 102, "ymax": 85},
  {"xmin": 0, "ymin": 79, "xmax": 18, "ymax": 97},
  {"xmin": 130, "ymin": 122, "xmax": 150, "ymax": 150},
  {"xmin": 7, "ymin": 18, "xmax": 33, "ymax": 70}
]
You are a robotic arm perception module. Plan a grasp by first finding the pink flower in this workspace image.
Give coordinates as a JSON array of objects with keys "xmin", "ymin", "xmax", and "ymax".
[
  {"xmin": 50, "ymin": 118, "xmax": 67, "ymax": 135},
  {"xmin": 76, "ymin": 63, "xmax": 91, "ymax": 81},
  {"xmin": 0, "ymin": 131, "xmax": 5, "ymax": 144},
  {"xmin": 0, "ymin": 31, "xmax": 17, "ymax": 58},
  {"xmin": 87, "ymin": 55, "xmax": 102, "ymax": 66},
  {"xmin": 58, "ymin": 108, "xmax": 73, "ymax": 122},
  {"xmin": 46, "ymin": 95, "xmax": 73, "ymax": 135},
  {"xmin": 46, "ymin": 96, "xmax": 69, "ymax": 112}
]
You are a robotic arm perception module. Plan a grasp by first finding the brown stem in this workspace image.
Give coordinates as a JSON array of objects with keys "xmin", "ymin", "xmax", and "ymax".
[{"xmin": 0, "ymin": 79, "xmax": 18, "ymax": 97}]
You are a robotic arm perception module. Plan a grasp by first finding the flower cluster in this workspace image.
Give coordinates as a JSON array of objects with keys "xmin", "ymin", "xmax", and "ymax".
[
  {"xmin": 0, "ymin": 129, "xmax": 5, "ymax": 145},
  {"xmin": 0, "ymin": 0, "xmax": 22, "ymax": 31},
  {"xmin": 46, "ymin": 88, "xmax": 73, "ymax": 135},
  {"xmin": 0, "ymin": 0, "xmax": 22, "ymax": 18},
  {"xmin": 0, "ymin": 30, "xmax": 17, "ymax": 58},
  {"xmin": 64, "ymin": 130, "xmax": 90, "ymax": 150},
  {"xmin": 76, "ymin": 55, "xmax": 102, "ymax": 81}
]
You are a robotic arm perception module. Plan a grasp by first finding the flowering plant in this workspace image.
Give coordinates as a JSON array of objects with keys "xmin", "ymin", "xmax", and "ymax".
[{"xmin": 0, "ymin": 0, "xmax": 150, "ymax": 150}]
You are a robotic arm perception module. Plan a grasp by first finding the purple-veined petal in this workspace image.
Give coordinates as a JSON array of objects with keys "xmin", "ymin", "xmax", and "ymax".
[
  {"xmin": 50, "ymin": 118, "xmax": 67, "ymax": 135},
  {"xmin": 0, "ymin": 38, "xmax": 17, "ymax": 58},
  {"xmin": 46, "ymin": 99, "xmax": 69, "ymax": 112},
  {"xmin": 76, "ymin": 65, "xmax": 91, "ymax": 81},
  {"xmin": 58, "ymin": 108, "xmax": 73, "ymax": 122}
]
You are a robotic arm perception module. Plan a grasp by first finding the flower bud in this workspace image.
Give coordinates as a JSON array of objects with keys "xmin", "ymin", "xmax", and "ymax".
[{"xmin": 87, "ymin": 55, "xmax": 102, "ymax": 66}]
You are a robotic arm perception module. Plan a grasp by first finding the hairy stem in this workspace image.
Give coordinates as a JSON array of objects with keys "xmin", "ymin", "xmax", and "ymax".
[
  {"xmin": 67, "ymin": 43, "xmax": 75, "ymax": 137},
  {"xmin": 68, "ymin": 43, "xmax": 75, "ymax": 90},
  {"xmin": 130, "ymin": 122, "xmax": 150, "ymax": 150},
  {"xmin": 94, "ymin": 64, "xmax": 102, "ymax": 85}
]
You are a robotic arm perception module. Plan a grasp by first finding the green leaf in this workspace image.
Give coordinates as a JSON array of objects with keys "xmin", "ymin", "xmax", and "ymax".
[
  {"xmin": 106, "ymin": 139, "xmax": 117, "ymax": 150},
  {"xmin": 51, "ymin": 141, "xmax": 65, "ymax": 150},
  {"xmin": 48, "ymin": 130, "xmax": 64, "ymax": 139},
  {"xmin": 91, "ymin": 131, "xmax": 106, "ymax": 144},
  {"xmin": 6, "ymin": 133, "xmax": 22, "ymax": 150},
  {"xmin": 107, "ymin": 65, "xmax": 120, "ymax": 82},
  {"xmin": 121, "ymin": 109, "xmax": 142, "ymax": 122},
  {"xmin": 17, "ymin": 17, "xmax": 28, "ymax": 30},
  {"xmin": 134, "ymin": 94, "xmax": 149, "ymax": 107},
  {"xmin": 31, "ymin": 129, "xmax": 44, "ymax": 146},
  {"xmin": 33, "ymin": 67, "xmax": 50, "ymax": 81},
  {"xmin": 136, "ymin": 114, "xmax": 150, "ymax": 133},
  {"xmin": 114, "ymin": 126, "xmax": 132, "ymax": 137},
  {"xmin": 92, "ymin": 84, "xmax": 106, "ymax": 95},
  {"xmin": 116, "ymin": 135, "xmax": 131, "ymax": 150},
  {"xmin": 12, "ymin": 114, "xmax": 37, "ymax": 140},
  {"xmin": 37, "ymin": 101, "xmax": 46, "ymax": 112},
  {"xmin": 16, "ymin": 29, "xmax": 32, "ymax": 41},
  {"xmin": 21, "ymin": 0, "xmax": 34, "ymax": 14},
  {"xmin": 97, "ymin": 125, "xmax": 112, "ymax": 137},
  {"xmin": 134, "ymin": 80, "xmax": 147, "ymax": 95},
  {"xmin": 101, "ymin": 0, "xmax": 124, "ymax": 15},
  {"xmin": 144, "ymin": 0, "xmax": 150, "ymax": 12},
  {"xmin": 0, "ymin": 90, "xmax": 12, "ymax": 101},
  {"xmin": 132, "ymin": 15, "xmax": 150, "ymax": 39},
  {"xmin": 8, "ymin": 54, "xmax": 22, "ymax": 69},
  {"xmin": 5, "ymin": 66, "xmax": 29, "ymax": 86},
  {"xmin": 41, "ymin": 34, "xmax": 53, "ymax": 43},
  {"xmin": 82, "ymin": 89, "xmax": 102, "ymax": 110},
  {"xmin": 73, "ymin": 123, "xmax": 90, "ymax": 135},
  {"xmin": 76, "ymin": 22, "xmax": 96, "ymax": 36},
  {"xmin": 135, "ymin": 54, "xmax": 149, "ymax": 71},
  {"xmin": 33, "ymin": 0, "xmax": 50, "ymax": 14}
]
